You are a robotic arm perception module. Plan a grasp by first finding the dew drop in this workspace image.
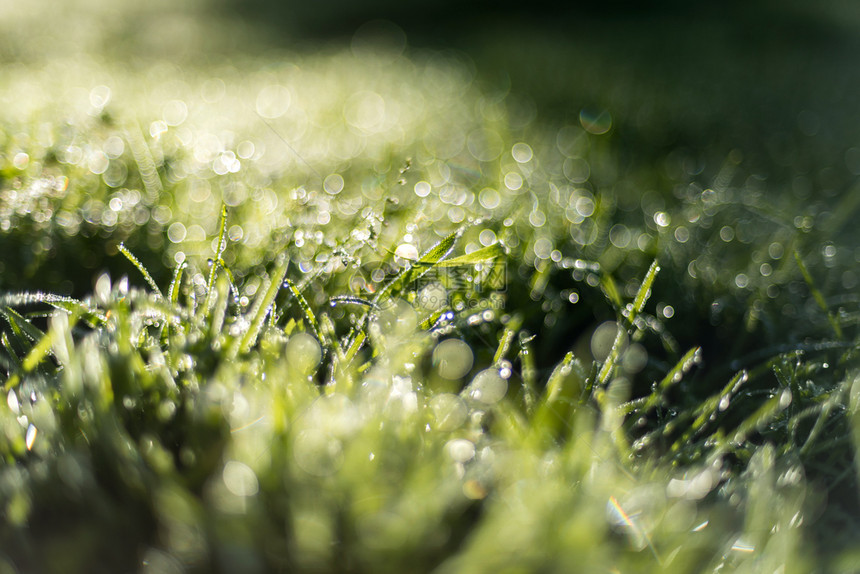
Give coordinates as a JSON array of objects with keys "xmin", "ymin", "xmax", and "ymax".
[
  {"xmin": 25, "ymin": 423, "xmax": 37, "ymax": 451},
  {"xmin": 7, "ymin": 390, "xmax": 19, "ymax": 415}
]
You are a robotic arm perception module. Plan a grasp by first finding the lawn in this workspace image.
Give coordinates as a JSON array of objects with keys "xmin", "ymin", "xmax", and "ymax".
[{"xmin": 2, "ymin": 2, "xmax": 860, "ymax": 572}]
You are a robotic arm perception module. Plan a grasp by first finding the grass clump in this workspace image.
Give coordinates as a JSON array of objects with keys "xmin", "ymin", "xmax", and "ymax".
[{"xmin": 1, "ymin": 17, "xmax": 860, "ymax": 574}]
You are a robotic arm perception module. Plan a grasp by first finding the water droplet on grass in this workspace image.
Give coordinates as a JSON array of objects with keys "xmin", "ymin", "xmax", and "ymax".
[
  {"xmin": 466, "ymin": 369, "xmax": 507, "ymax": 404},
  {"xmin": 446, "ymin": 438, "xmax": 475, "ymax": 463},
  {"xmin": 433, "ymin": 339, "xmax": 473, "ymax": 380},
  {"xmin": 25, "ymin": 424, "xmax": 37, "ymax": 451},
  {"xmin": 7, "ymin": 390, "xmax": 19, "ymax": 415}
]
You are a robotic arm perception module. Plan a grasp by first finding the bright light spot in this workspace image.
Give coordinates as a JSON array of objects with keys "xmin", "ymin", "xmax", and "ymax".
[
  {"xmin": 324, "ymin": 174, "xmax": 345, "ymax": 195},
  {"xmin": 222, "ymin": 461, "xmax": 259, "ymax": 497},
  {"xmin": 533, "ymin": 237, "xmax": 553, "ymax": 259},
  {"xmin": 167, "ymin": 222, "xmax": 187, "ymax": 243},
  {"xmin": 674, "ymin": 226, "xmax": 690, "ymax": 243},
  {"xmin": 7, "ymin": 390, "xmax": 19, "ymax": 414},
  {"xmin": 25, "ymin": 423, "xmax": 37, "ymax": 451},
  {"xmin": 88, "ymin": 151, "xmax": 109, "ymax": 175},
  {"xmin": 575, "ymin": 196, "xmax": 595, "ymax": 217},
  {"xmin": 735, "ymin": 274, "xmax": 749, "ymax": 289},
  {"xmin": 89, "ymin": 85, "xmax": 111, "ymax": 109},
  {"xmin": 414, "ymin": 181, "xmax": 431, "ymax": 197},
  {"xmin": 760, "ymin": 263, "xmax": 772, "ymax": 277},
  {"xmin": 720, "ymin": 226, "xmax": 735, "ymax": 242},
  {"xmin": 446, "ymin": 438, "xmax": 476, "ymax": 463},
  {"xmin": 104, "ymin": 136, "xmax": 125, "ymax": 158},
  {"xmin": 479, "ymin": 229, "xmax": 497, "ymax": 246},
  {"xmin": 256, "ymin": 84, "xmax": 292, "ymax": 119},
  {"xmin": 504, "ymin": 172, "xmax": 523, "ymax": 191},
  {"xmin": 476, "ymin": 187, "xmax": 498, "ymax": 208},
  {"xmin": 768, "ymin": 242, "xmax": 784, "ymax": 259},
  {"xmin": 433, "ymin": 339, "xmax": 474, "ymax": 380},
  {"xmin": 162, "ymin": 100, "xmax": 188, "ymax": 126},
  {"xmin": 731, "ymin": 538, "xmax": 755, "ymax": 553},
  {"xmin": 394, "ymin": 243, "xmax": 419, "ymax": 261},
  {"xmin": 653, "ymin": 212, "xmax": 670, "ymax": 228},
  {"xmin": 149, "ymin": 120, "xmax": 168, "ymax": 139},
  {"xmin": 662, "ymin": 305, "xmax": 675, "ymax": 319},
  {"xmin": 12, "ymin": 152, "xmax": 29, "ymax": 170},
  {"xmin": 512, "ymin": 142, "xmax": 533, "ymax": 163}
]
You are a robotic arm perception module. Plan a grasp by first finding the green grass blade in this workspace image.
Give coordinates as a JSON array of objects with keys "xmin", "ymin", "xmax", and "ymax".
[
  {"xmin": 794, "ymin": 249, "xmax": 843, "ymax": 339},
  {"xmin": 118, "ymin": 243, "xmax": 164, "ymax": 300},
  {"xmin": 168, "ymin": 260, "xmax": 187, "ymax": 305},
  {"xmin": 639, "ymin": 347, "xmax": 702, "ymax": 411},
  {"xmin": 631, "ymin": 259, "xmax": 660, "ymax": 320},
  {"xmin": 433, "ymin": 242, "xmax": 506, "ymax": 267},
  {"xmin": 374, "ymin": 227, "xmax": 463, "ymax": 305},
  {"xmin": 202, "ymin": 204, "xmax": 229, "ymax": 317},
  {"xmin": 233, "ymin": 255, "xmax": 289, "ymax": 357},
  {"xmin": 285, "ymin": 279, "xmax": 323, "ymax": 346}
]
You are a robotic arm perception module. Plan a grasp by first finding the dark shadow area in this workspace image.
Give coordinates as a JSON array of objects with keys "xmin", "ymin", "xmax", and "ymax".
[{"xmin": 214, "ymin": 0, "xmax": 860, "ymax": 168}]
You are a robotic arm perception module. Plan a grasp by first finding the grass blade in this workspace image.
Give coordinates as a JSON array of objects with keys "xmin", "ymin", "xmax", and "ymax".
[
  {"xmin": 631, "ymin": 259, "xmax": 660, "ymax": 321},
  {"xmin": 433, "ymin": 242, "xmax": 506, "ymax": 267},
  {"xmin": 794, "ymin": 249, "xmax": 843, "ymax": 339},
  {"xmin": 233, "ymin": 255, "xmax": 289, "ymax": 357},
  {"xmin": 202, "ymin": 204, "xmax": 229, "ymax": 316},
  {"xmin": 118, "ymin": 243, "xmax": 164, "ymax": 299}
]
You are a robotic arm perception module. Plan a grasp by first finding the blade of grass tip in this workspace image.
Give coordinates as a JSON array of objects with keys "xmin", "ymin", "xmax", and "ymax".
[
  {"xmin": 234, "ymin": 256, "xmax": 289, "ymax": 357},
  {"xmin": 794, "ymin": 249, "xmax": 843, "ymax": 339},
  {"xmin": 0, "ymin": 306, "xmax": 46, "ymax": 344},
  {"xmin": 670, "ymin": 370, "xmax": 749, "ymax": 452},
  {"xmin": 118, "ymin": 243, "xmax": 164, "ymax": 300},
  {"xmin": 434, "ymin": 242, "xmax": 506, "ymax": 267},
  {"xmin": 168, "ymin": 260, "xmax": 187, "ymax": 305},
  {"xmin": 373, "ymin": 227, "xmax": 463, "ymax": 306},
  {"xmin": 202, "ymin": 204, "xmax": 229, "ymax": 316},
  {"xmin": 531, "ymin": 351, "xmax": 586, "ymax": 441},
  {"xmin": 630, "ymin": 259, "xmax": 660, "ymax": 323},
  {"xmin": 285, "ymin": 279, "xmax": 324, "ymax": 347},
  {"xmin": 493, "ymin": 325, "xmax": 518, "ymax": 365},
  {"xmin": 600, "ymin": 272, "xmax": 623, "ymax": 310},
  {"xmin": 518, "ymin": 333, "xmax": 538, "ymax": 415},
  {"xmin": 639, "ymin": 346, "xmax": 702, "ymax": 412},
  {"xmin": 2, "ymin": 310, "xmax": 80, "ymax": 391},
  {"xmin": 596, "ymin": 324, "xmax": 627, "ymax": 387},
  {"xmin": 800, "ymin": 383, "xmax": 847, "ymax": 456}
]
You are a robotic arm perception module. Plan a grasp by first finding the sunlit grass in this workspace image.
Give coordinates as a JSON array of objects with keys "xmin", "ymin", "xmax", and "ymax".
[{"xmin": 1, "ymin": 10, "xmax": 860, "ymax": 573}]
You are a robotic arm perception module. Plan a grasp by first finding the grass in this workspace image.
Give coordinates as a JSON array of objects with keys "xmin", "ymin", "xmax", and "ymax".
[{"xmin": 2, "ymin": 6, "xmax": 860, "ymax": 573}]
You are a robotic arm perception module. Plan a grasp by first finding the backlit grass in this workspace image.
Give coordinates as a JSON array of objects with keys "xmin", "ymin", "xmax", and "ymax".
[{"xmin": 2, "ymin": 6, "xmax": 860, "ymax": 573}]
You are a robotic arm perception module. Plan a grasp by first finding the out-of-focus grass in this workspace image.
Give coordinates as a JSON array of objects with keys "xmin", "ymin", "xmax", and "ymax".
[{"xmin": 2, "ymin": 2, "xmax": 860, "ymax": 573}]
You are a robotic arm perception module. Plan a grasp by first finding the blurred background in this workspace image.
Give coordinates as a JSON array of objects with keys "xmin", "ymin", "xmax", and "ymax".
[{"xmin": 3, "ymin": 0, "xmax": 860, "ymax": 177}]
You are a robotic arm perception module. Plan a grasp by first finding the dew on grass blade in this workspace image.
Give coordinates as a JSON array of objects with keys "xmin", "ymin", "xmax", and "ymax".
[
  {"xmin": 466, "ymin": 369, "xmax": 507, "ymax": 405},
  {"xmin": 445, "ymin": 438, "xmax": 475, "ymax": 463},
  {"xmin": 25, "ymin": 423, "xmax": 37, "ymax": 451},
  {"xmin": 7, "ymin": 390, "xmax": 19, "ymax": 415}
]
